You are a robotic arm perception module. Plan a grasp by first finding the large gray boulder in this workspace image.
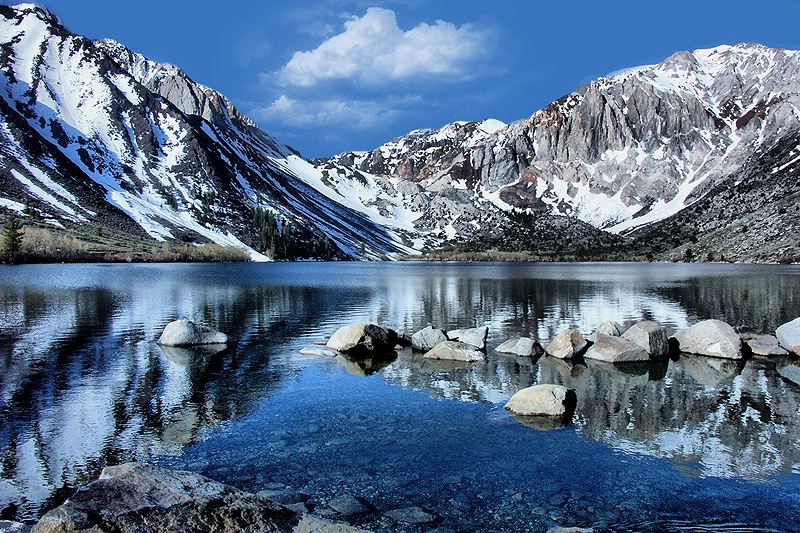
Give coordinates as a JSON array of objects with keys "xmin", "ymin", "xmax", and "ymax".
[
  {"xmin": 545, "ymin": 329, "xmax": 589, "ymax": 359},
  {"xmin": 447, "ymin": 326, "xmax": 489, "ymax": 350},
  {"xmin": 505, "ymin": 384, "xmax": 575, "ymax": 417},
  {"xmin": 424, "ymin": 341, "xmax": 485, "ymax": 362},
  {"xmin": 495, "ymin": 337, "xmax": 544, "ymax": 357},
  {"xmin": 621, "ymin": 320, "xmax": 669, "ymax": 357},
  {"xmin": 584, "ymin": 333, "xmax": 649, "ymax": 363},
  {"xmin": 32, "ymin": 463, "xmax": 366, "ymax": 533},
  {"xmin": 411, "ymin": 326, "xmax": 447, "ymax": 352},
  {"xmin": 157, "ymin": 319, "xmax": 228, "ymax": 346},
  {"xmin": 672, "ymin": 319, "xmax": 742, "ymax": 359},
  {"xmin": 776, "ymin": 317, "xmax": 800, "ymax": 354},
  {"xmin": 326, "ymin": 323, "xmax": 399, "ymax": 355}
]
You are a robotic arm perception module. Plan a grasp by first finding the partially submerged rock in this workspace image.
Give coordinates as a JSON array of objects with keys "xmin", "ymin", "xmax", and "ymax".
[
  {"xmin": 672, "ymin": 319, "xmax": 742, "ymax": 359},
  {"xmin": 32, "ymin": 463, "xmax": 366, "ymax": 533},
  {"xmin": 495, "ymin": 337, "xmax": 544, "ymax": 357},
  {"xmin": 424, "ymin": 341, "xmax": 485, "ymax": 362},
  {"xmin": 776, "ymin": 317, "xmax": 800, "ymax": 354},
  {"xmin": 743, "ymin": 334, "xmax": 789, "ymax": 356},
  {"xmin": 447, "ymin": 326, "xmax": 489, "ymax": 350},
  {"xmin": 505, "ymin": 384, "xmax": 576, "ymax": 417},
  {"xmin": 594, "ymin": 320, "xmax": 625, "ymax": 337},
  {"xmin": 411, "ymin": 326, "xmax": 447, "ymax": 352},
  {"xmin": 584, "ymin": 333, "xmax": 649, "ymax": 363},
  {"xmin": 157, "ymin": 319, "xmax": 228, "ymax": 347},
  {"xmin": 326, "ymin": 323, "xmax": 399, "ymax": 355},
  {"xmin": 778, "ymin": 363, "xmax": 800, "ymax": 386},
  {"xmin": 545, "ymin": 329, "xmax": 589, "ymax": 359},
  {"xmin": 622, "ymin": 320, "xmax": 669, "ymax": 357}
]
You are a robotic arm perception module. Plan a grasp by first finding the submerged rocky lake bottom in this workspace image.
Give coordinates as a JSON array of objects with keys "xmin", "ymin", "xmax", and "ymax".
[{"xmin": 1, "ymin": 262, "xmax": 800, "ymax": 532}]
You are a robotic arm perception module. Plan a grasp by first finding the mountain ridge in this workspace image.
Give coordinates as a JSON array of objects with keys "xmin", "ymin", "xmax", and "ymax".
[{"xmin": 0, "ymin": 3, "xmax": 798, "ymax": 262}]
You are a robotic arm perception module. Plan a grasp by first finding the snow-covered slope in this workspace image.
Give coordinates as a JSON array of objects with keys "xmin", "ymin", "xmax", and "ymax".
[
  {"xmin": 0, "ymin": 4, "xmax": 415, "ymax": 260},
  {"xmin": 316, "ymin": 43, "xmax": 800, "ymax": 244}
]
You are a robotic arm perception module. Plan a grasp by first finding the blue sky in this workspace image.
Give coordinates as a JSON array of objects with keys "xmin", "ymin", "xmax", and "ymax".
[{"xmin": 24, "ymin": 1, "xmax": 800, "ymax": 157}]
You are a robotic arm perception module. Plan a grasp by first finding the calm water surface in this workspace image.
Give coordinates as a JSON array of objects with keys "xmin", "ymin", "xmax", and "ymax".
[{"xmin": 1, "ymin": 262, "xmax": 800, "ymax": 532}]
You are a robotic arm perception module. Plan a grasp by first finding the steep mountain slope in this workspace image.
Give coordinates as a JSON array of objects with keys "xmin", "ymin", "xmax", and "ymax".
[
  {"xmin": 317, "ymin": 43, "xmax": 800, "ymax": 259},
  {"xmin": 0, "ymin": 4, "xmax": 415, "ymax": 260}
]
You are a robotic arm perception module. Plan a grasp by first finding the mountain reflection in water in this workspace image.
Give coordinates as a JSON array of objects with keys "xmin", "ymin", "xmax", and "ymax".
[{"xmin": 0, "ymin": 262, "xmax": 799, "ymax": 529}]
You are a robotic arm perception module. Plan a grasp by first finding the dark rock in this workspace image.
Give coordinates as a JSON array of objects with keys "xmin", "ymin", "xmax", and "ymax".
[
  {"xmin": 31, "ymin": 463, "xmax": 367, "ymax": 533},
  {"xmin": 326, "ymin": 324, "xmax": 399, "ymax": 356},
  {"xmin": 621, "ymin": 321, "xmax": 669, "ymax": 357},
  {"xmin": 326, "ymin": 494, "xmax": 371, "ymax": 516}
]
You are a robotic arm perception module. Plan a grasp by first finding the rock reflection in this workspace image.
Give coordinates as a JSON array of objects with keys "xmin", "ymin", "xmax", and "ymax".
[{"xmin": 336, "ymin": 352, "xmax": 397, "ymax": 376}]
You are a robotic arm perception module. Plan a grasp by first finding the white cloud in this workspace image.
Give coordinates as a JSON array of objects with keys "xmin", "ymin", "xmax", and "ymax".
[
  {"xmin": 275, "ymin": 7, "xmax": 488, "ymax": 87},
  {"xmin": 252, "ymin": 94, "xmax": 400, "ymax": 129}
]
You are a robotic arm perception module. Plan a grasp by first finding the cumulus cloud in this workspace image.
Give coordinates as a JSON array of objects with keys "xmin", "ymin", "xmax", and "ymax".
[
  {"xmin": 275, "ymin": 7, "xmax": 488, "ymax": 87},
  {"xmin": 251, "ymin": 94, "xmax": 401, "ymax": 129}
]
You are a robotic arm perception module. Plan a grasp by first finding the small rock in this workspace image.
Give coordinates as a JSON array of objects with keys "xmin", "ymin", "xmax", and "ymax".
[
  {"xmin": 594, "ymin": 320, "xmax": 625, "ymax": 337},
  {"xmin": 546, "ymin": 329, "xmax": 589, "ymax": 359},
  {"xmin": 776, "ymin": 317, "xmax": 800, "ymax": 354},
  {"xmin": 672, "ymin": 319, "xmax": 742, "ymax": 359},
  {"xmin": 0, "ymin": 521, "xmax": 30, "ymax": 533},
  {"xmin": 745, "ymin": 334, "xmax": 789, "ymax": 356},
  {"xmin": 327, "ymin": 494, "xmax": 371, "ymax": 516},
  {"xmin": 411, "ymin": 326, "xmax": 448, "ymax": 351},
  {"xmin": 385, "ymin": 506, "xmax": 436, "ymax": 524},
  {"xmin": 547, "ymin": 528, "xmax": 594, "ymax": 533},
  {"xmin": 496, "ymin": 337, "xmax": 544, "ymax": 357},
  {"xmin": 157, "ymin": 318, "xmax": 228, "ymax": 346},
  {"xmin": 584, "ymin": 333, "xmax": 649, "ymax": 363},
  {"xmin": 622, "ymin": 320, "xmax": 669, "ymax": 357},
  {"xmin": 424, "ymin": 341, "xmax": 485, "ymax": 362},
  {"xmin": 505, "ymin": 384, "xmax": 577, "ymax": 418},
  {"xmin": 447, "ymin": 326, "xmax": 489, "ymax": 350},
  {"xmin": 326, "ymin": 323, "xmax": 399, "ymax": 355},
  {"xmin": 256, "ymin": 489, "xmax": 307, "ymax": 505}
]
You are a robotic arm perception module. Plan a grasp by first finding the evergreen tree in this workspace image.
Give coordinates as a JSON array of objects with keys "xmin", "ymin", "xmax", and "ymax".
[{"xmin": 2, "ymin": 213, "xmax": 24, "ymax": 261}]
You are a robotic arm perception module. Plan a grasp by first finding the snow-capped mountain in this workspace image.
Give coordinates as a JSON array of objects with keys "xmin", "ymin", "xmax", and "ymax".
[
  {"xmin": 0, "ymin": 4, "xmax": 415, "ymax": 260},
  {"xmin": 316, "ymin": 43, "xmax": 800, "ymax": 259},
  {"xmin": 1, "ymin": 2, "xmax": 798, "ymax": 262}
]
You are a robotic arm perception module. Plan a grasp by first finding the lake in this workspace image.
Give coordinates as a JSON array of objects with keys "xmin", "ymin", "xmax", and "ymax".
[{"xmin": 1, "ymin": 262, "xmax": 800, "ymax": 532}]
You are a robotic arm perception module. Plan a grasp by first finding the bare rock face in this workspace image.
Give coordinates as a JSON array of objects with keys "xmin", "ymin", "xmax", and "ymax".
[
  {"xmin": 411, "ymin": 326, "xmax": 447, "ymax": 352},
  {"xmin": 495, "ymin": 337, "xmax": 544, "ymax": 357},
  {"xmin": 31, "ymin": 463, "xmax": 367, "ymax": 533},
  {"xmin": 545, "ymin": 329, "xmax": 589, "ymax": 359},
  {"xmin": 424, "ymin": 341, "xmax": 486, "ymax": 362},
  {"xmin": 326, "ymin": 324, "xmax": 399, "ymax": 356},
  {"xmin": 776, "ymin": 317, "xmax": 800, "ymax": 354},
  {"xmin": 584, "ymin": 334, "xmax": 649, "ymax": 363},
  {"xmin": 672, "ymin": 320, "xmax": 742, "ymax": 359},
  {"xmin": 621, "ymin": 321, "xmax": 669, "ymax": 357},
  {"xmin": 157, "ymin": 319, "xmax": 228, "ymax": 346}
]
